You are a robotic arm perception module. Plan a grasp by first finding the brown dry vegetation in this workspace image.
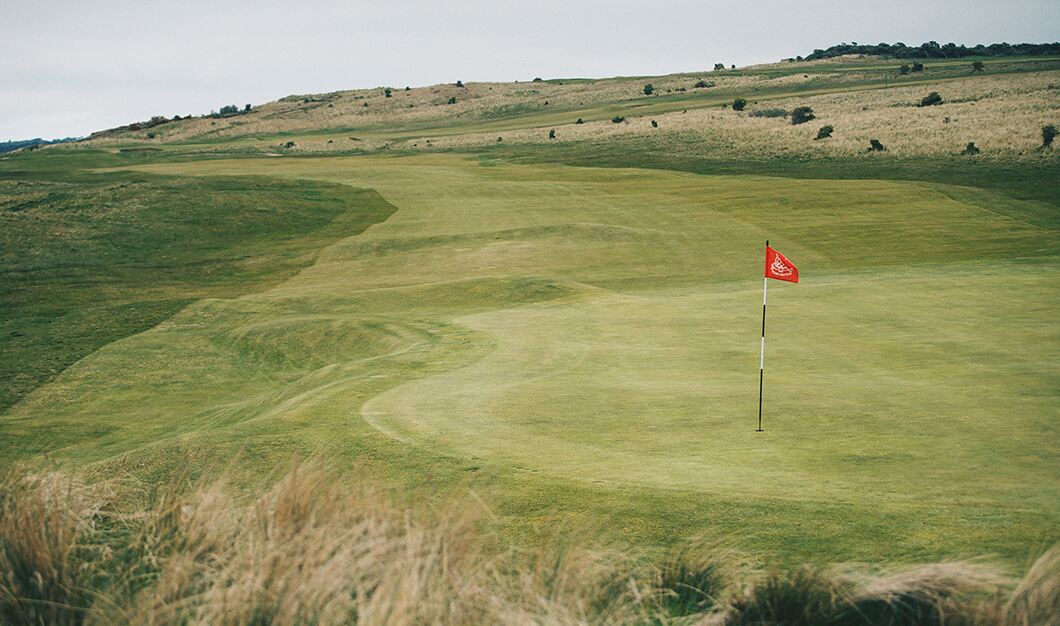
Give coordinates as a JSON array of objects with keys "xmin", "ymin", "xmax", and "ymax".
[
  {"xmin": 77, "ymin": 57, "xmax": 1060, "ymax": 162},
  {"xmin": 1, "ymin": 463, "xmax": 1056, "ymax": 626}
]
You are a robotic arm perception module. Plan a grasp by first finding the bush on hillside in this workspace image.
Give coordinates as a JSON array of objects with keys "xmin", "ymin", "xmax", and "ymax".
[
  {"xmin": 961, "ymin": 142, "xmax": 981, "ymax": 155},
  {"xmin": 611, "ymin": 115, "xmax": 625, "ymax": 123},
  {"xmin": 790, "ymin": 106, "xmax": 815, "ymax": 125},
  {"xmin": 912, "ymin": 61, "xmax": 925, "ymax": 72},
  {"xmin": 643, "ymin": 84, "xmax": 654, "ymax": 95},
  {"xmin": 455, "ymin": 80, "xmax": 464, "ymax": 87},
  {"xmin": 815, "ymin": 125, "xmax": 834, "ymax": 140},
  {"xmin": 868, "ymin": 138, "xmax": 886, "ymax": 151},
  {"xmin": 918, "ymin": 92, "xmax": 943, "ymax": 106},
  {"xmin": 651, "ymin": 120, "xmax": 658, "ymax": 128},
  {"xmin": 732, "ymin": 98, "xmax": 747, "ymax": 111},
  {"xmin": 714, "ymin": 63, "xmax": 725, "ymax": 70},
  {"xmin": 694, "ymin": 79, "xmax": 714, "ymax": 88},
  {"xmin": 972, "ymin": 60, "xmax": 984, "ymax": 72},
  {"xmin": 899, "ymin": 64, "xmax": 910, "ymax": 75},
  {"xmin": 447, "ymin": 97, "xmax": 457, "ymax": 105},
  {"xmin": 576, "ymin": 118, "xmax": 584, "ymax": 124},
  {"xmin": 749, "ymin": 108, "xmax": 788, "ymax": 118},
  {"xmin": 532, "ymin": 77, "xmax": 543, "ymax": 82},
  {"xmin": 548, "ymin": 129, "xmax": 556, "ymax": 139},
  {"xmin": 1042, "ymin": 124, "xmax": 1058, "ymax": 148},
  {"xmin": 384, "ymin": 88, "xmax": 392, "ymax": 98}
]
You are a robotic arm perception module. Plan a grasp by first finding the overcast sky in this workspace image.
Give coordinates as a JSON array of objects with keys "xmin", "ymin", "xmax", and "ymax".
[{"xmin": 2, "ymin": 0, "xmax": 1056, "ymax": 140}]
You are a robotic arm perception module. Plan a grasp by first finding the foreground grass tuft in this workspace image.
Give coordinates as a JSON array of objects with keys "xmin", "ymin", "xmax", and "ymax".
[{"xmin": 1, "ymin": 464, "xmax": 1056, "ymax": 625}]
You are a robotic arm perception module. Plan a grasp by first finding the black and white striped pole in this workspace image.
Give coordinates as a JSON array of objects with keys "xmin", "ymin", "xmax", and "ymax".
[{"xmin": 757, "ymin": 240, "xmax": 768, "ymax": 432}]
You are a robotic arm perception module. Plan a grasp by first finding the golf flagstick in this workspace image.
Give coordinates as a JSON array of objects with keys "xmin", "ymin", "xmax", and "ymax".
[
  {"xmin": 758, "ymin": 240, "xmax": 799, "ymax": 432},
  {"xmin": 757, "ymin": 240, "xmax": 768, "ymax": 432}
]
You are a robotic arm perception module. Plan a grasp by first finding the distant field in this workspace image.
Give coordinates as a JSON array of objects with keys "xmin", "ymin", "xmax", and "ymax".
[{"xmin": 2, "ymin": 146, "xmax": 1056, "ymax": 566}]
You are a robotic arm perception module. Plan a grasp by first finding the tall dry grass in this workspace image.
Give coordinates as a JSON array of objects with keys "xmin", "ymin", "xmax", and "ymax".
[{"xmin": 1, "ymin": 462, "xmax": 1056, "ymax": 625}]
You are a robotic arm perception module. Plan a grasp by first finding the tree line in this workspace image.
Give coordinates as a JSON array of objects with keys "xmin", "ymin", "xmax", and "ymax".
[{"xmin": 791, "ymin": 41, "xmax": 1060, "ymax": 62}]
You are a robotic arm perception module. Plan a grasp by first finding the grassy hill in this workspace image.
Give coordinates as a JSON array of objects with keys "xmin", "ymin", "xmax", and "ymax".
[{"xmin": 1, "ymin": 54, "xmax": 1058, "ymax": 621}]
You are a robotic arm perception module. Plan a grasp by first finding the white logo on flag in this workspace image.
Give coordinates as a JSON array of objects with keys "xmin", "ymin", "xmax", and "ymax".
[{"xmin": 770, "ymin": 255, "xmax": 792, "ymax": 276}]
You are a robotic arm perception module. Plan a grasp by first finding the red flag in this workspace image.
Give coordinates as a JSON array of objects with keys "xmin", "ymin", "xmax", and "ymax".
[{"xmin": 764, "ymin": 245, "xmax": 799, "ymax": 283}]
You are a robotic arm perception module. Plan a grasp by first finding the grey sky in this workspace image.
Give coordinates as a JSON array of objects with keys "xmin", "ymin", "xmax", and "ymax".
[{"xmin": 2, "ymin": 0, "xmax": 1057, "ymax": 140}]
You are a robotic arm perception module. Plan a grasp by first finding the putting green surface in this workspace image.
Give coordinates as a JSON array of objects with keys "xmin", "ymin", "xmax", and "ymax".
[{"xmin": 3, "ymin": 153, "xmax": 1058, "ymax": 563}]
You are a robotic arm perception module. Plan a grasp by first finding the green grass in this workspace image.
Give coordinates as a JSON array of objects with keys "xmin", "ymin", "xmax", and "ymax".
[
  {"xmin": 2, "ymin": 149, "xmax": 1056, "ymax": 567},
  {"xmin": 0, "ymin": 154, "xmax": 396, "ymax": 413}
]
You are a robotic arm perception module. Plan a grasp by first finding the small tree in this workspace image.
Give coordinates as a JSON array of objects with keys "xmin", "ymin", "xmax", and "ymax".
[
  {"xmin": 447, "ymin": 97, "xmax": 457, "ymax": 105},
  {"xmin": 548, "ymin": 129, "xmax": 556, "ymax": 139},
  {"xmin": 790, "ymin": 106, "xmax": 815, "ymax": 125},
  {"xmin": 732, "ymin": 97, "xmax": 747, "ymax": 111},
  {"xmin": 244, "ymin": 104, "xmax": 252, "ymax": 112},
  {"xmin": 643, "ymin": 84, "xmax": 654, "ymax": 95},
  {"xmin": 714, "ymin": 63, "xmax": 725, "ymax": 70},
  {"xmin": 455, "ymin": 80, "xmax": 464, "ymax": 87},
  {"xmin": 1043, "ymin": 124, "xmax": 1058, "ymax": 148},
  {"xmin": 814, "ymin": 125, "xmax": 834, "ymax": 140},
  {"xmin": 532, "ymin": 77, "xmax": 543, "ymax": 82},
  {"xmin": 405, "ymin": 86, "xmax": 411, "ymax": 91},
  {"xmin": 918, "ymin": 92, "xmax": 943, "ymax": 107},
  {"xmin": 868, "ymin": 138, "xmax": 886, "ymax": 152},
  {"xmin": 384, "ymin": 88, "xmax": 392, "ymax": 98},
  {"xmin": 961, "ymin": 142, "xmax": 981, "ymax": 155},
  {"xmin": 911, "ymin": 61, "xmax": 924, "ymax": 72},
  {"xmin": 899, "ymin": 64, "xmax": 910, "ymax": 75},
  {"xmin": 971, "ymin": 61, "xmax": 984, "ymax": 72}
]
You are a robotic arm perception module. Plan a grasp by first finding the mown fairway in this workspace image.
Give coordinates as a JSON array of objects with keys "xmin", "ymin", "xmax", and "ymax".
[{"xmin": 2, "ymin": 150, "xmax": 1057, "ymax": 565}]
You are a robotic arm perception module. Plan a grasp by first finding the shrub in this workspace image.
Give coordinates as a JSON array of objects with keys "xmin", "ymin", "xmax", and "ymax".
[
  {"xmin": 961, "ymin": 142, "xmax": 981, "ymax": 155},
  {"xmin": 532, "ymin": 77, "xmax": 543, "ymax": 82},
  {"xmin": 447, "ymin": 97, "xmax": 457, "ymax": 105},
  {"xmin": 790, "ymin": 106, "xmax": 815, "ymax": 125},
  {"xmin": 651, "ymin": 120, "xmax": 658, "ymax": 128},
  {"xmin": 868, "ymin": 138, "xmax": 886, "ymax": 151},
  {"xmin": 732, "ymin": 98, "xmax": 747, "ymax": 111},
  {"xmin": 643, "ymin": 84, "xmax": 654, "ymax": 95},
  {"xmin": 576, "ymin": 118, "xmax": 584, "ymax": 124},
  {"xmin": 146, "ymin": 132, "xmax": 156, "ymax": 139},
  {"xmin": 912, "ymin": 61, "xmax": 924, "ymax": 72},
  {"xmin": 405, "ymin": 86, "xmax": 410, "ymax": 91},
  {"xmin": 284, "ymin": 141, "xmax": 295, "ymax": 148},
  {"xmin": 749, "ymin": 108, "xmax": 788, "ymax": 118},
  {"xmin": 899, "ymin": 64, "xmax": 910, "ymax": 75},
  {"xmin": 972, "ymin": 60, "xmax": 985, "ymax": 72},
  {"xmin": 1042, "ymin": 124, "xmax": 1058, "ymax": 148},
  {"xmin": 694, "ymin": 80, "xmax": 713, "ymax": 88},
  {"xmin": 548, "ymin": 129, "xmax": 556, "ymax": 139},
  {"xmin": 652, "ymin": 547, "xmax": 726, "ymax": 618},
  {"xmin": 611, "ymin": 116, "xmax": 625, "ymax": 123},
  {"xmin": 815, "ymin": 125, "xmax": 834, "ymax": 140},
  {"xmin": 918, "ymin": 92, "xmax": 943, "ymax": 107},
  {"xmin": 384, "ymin": 88, "xmax": 392, "ymax": 98},
  {"xmin": 496, "ymin": 136, "xmax": 502, "ymax": 142},
  {"xmin": 714, "ymin": 63, "xmax": 725, "ymax": 70},
  {"xmin": 219, "ymin": 104, "xmax": 239, "ymax": 116},
  {"xmin": 455, "ymin": 80, "xmax": 464, "ymax": 87}
]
